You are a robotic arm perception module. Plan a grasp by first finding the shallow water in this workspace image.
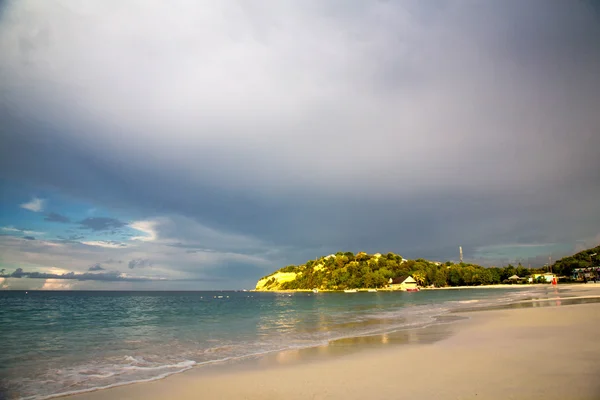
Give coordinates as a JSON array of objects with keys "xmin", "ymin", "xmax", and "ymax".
[{"xmin": 0, "ymin": 287, "xmax": 550, "ymax": 399}]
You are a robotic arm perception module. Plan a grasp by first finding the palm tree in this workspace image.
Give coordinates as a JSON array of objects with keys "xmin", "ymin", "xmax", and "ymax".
[{"xmin": 412, "ymin": 271, "xmax": 426, "ymax": 286}]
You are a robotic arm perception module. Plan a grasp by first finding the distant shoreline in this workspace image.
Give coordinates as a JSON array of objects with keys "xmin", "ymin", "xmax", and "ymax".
[{"xmin": 252, "ymin": 283, "xmax": 568, "ymax": 293}]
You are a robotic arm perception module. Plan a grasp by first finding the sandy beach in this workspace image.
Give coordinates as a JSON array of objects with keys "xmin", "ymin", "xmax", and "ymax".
[{"xmin": 62, "ymin": 284, "xmax": 600, "ymax": 400}]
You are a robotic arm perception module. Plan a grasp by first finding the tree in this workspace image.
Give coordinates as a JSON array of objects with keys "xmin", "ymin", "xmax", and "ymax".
[
  {"xmin": 378, "ymin": 267, "xmax": 393, "ymax": 280},
  {"xmin": 488, "ymin": 268, "xmax": 502, "ymax": 284},
  {"xmin": 448, "ymin": 267, "xmax": 463, "ymax": 286},
  {"xmin": 336, "ymin": 255, "xmax": 349, "ymax": 269},
  {"xmin": 330, "ymin": 269, "xmax": 344, "ymax": 288},
  {"xmin": 363, "ymin": 271, "xmax": 375, "ymax": 288},
  {"xmin": 476, "ymin": 269, "xmax": 493, "ymax": 285},
  {"xmin": 501, "ymin": 265, "xmax": 516, "ymax": 281},
  {"xmin": 516, "ymin": 264, "xmax": 527, "ymax": 278},
  {"xmin": 412, "ymin": 271, "xmax": 426, "ymax": 286},
  {"xmin": 434, "ymin": 270, "xmax": 447, "ymax": 287},
  {"xmin": 373, "ymin": 270, "xmax": 389, "ymax": 287}
]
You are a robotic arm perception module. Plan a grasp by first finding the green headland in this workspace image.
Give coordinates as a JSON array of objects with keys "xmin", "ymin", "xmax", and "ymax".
[{"xmin": 255, "ymin": 246, "xmax": 600, "ymax": 291}]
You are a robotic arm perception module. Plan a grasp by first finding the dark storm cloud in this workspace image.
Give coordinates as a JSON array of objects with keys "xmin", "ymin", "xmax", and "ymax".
[
  {"xmin": 2, "ymin": 267, "xmax": 157, "ymax": 282},
  {"xmin": 0, "ymin": 0, "xmax": 599, "ymax": 277},
  {"xmin": 128, "ymin": 258, "xmax": 152, "ymax": 269},
  {"xmin": 88, "ymin": 263, "xmax": 105, "ymax": 271},
  {"xmin": 44, "ymin": 212, "xmax": 70, "ymax": 223},
  {"xmin": 78, "ymin": 217, "xmax": 126, "ymax": 231}
]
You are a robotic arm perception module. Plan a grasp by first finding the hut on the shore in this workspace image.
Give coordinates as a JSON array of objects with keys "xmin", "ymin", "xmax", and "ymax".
[{"xmin": 388, "ymin": 275, "xmax": 418, "ymax": 291}]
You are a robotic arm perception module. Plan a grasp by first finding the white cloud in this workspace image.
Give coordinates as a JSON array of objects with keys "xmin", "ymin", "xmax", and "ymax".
[
  {"xmin": 39, "ymin": 241, "xmax": 63, "ymax": 247},
  {"xmin": 1, "ymin": 226, "xmax": 44, "ymax": 236},
  {"xmin": 130, "ymin": 220, "xmax": 158, "ymax": 242},
  {"xmin": 41, "ymin": 278, "xmax": 74, "ymax": 290},
  {"xmin": 81, "ymin": 241, "xmax": 128, "ymax": 248},
  {"xmin": 129, "ymin": 216, "xmax": 265, "ymax": 252},
  {"xmin": 20, "ymin": 197, "xmax": 45, "ymax": 212},
  {"xmin": 47, "ymin": 266, "xmax": 70, "ymax": 275}
]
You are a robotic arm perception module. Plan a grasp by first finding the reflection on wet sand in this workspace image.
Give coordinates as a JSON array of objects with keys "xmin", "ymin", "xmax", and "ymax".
[
  {"xmin": 455, "ymin": 291, "xmax": 600, "ymax": 313},
  {"xmin": 195, "ymin": 289, "xmax": 600, "ymax": 377},
  {"xmin": 251, "ymin": 316, "xmax": 462, "ymax": 369}
]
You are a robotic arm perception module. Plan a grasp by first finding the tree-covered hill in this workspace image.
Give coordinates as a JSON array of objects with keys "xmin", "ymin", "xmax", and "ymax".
[
  {"xmin": 255, "ymin": 251, "xmax": 543, "ymax": 291},
  {"xmin": 551, "ymin": 245, "xmax": 600, "ymax": 276}
]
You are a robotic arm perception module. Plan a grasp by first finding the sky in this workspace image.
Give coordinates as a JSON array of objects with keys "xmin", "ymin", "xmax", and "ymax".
[{"xmin": 1, "ymin": 0, "xmax": 600, "ymax": 290}]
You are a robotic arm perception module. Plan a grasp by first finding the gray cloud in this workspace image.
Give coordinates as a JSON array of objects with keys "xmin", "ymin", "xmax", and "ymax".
[
  {"xmin": 207, "ymin": 261, "xmax": 272, "ymax": 283},
  {"xmin": 0, "ymin": 0, "xmax": 599, "ymax": 283},
  {"xmin": 22, "ymin": 236, "xmax": 35, "ymax": 240},
  {"xmin": 88, "ymin": 263, "xmax": 105, "ymax": 271},
  {"xmin": 128, "ymin": 258, "xmax": 152, "ymax": 269},
  {"xmin": 78, "ymin": 217, "xmax": 126, "ymax": 231},
  {"xmin": 56, "ymin": 234, "xmax": 85, "ymax": 243},
  {"xmin": 0, "ymin": 234, "xmax": 272, "ymax": 289},
  {"xmin": 44, "ymin": 212, "xmax": 70, "ymax": 223},
  {"xmin": 2, "ymin": 267, "xmax": 158, "ymax": 282}
]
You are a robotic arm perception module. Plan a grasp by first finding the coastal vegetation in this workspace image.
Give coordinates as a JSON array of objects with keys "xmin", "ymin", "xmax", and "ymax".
[
  {"xmin": 551, "ymin": 245, "xmax": 600, "ymax": 277},
  {"xmin": 255, "ymin": 246, "xmax": 600, "ymax": 291}
]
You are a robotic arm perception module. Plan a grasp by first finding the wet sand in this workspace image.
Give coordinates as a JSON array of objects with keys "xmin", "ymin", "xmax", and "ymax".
[{"xmin": 64, "ymin": 284, "xmax": 600, "ymax": 400}]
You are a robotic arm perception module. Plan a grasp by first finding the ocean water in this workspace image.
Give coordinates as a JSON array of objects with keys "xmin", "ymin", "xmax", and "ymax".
[{"xmin": 0, "ymin": 288, "xmax": 546, "ymax": 399}]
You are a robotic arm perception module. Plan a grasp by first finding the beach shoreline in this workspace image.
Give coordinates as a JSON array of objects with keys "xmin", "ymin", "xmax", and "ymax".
[
  {"xmin": 55, "ymin": 284, "xmax": 600, "ymax": 400},
  {"xmin": 253, "ymin": 282, "xmax": 598, "ymax": 293}
]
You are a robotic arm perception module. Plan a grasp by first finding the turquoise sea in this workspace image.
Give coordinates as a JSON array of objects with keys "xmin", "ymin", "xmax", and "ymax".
[{"xmin": 1, "ymin": 288, "xmax": 546, "ymax": 399}]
